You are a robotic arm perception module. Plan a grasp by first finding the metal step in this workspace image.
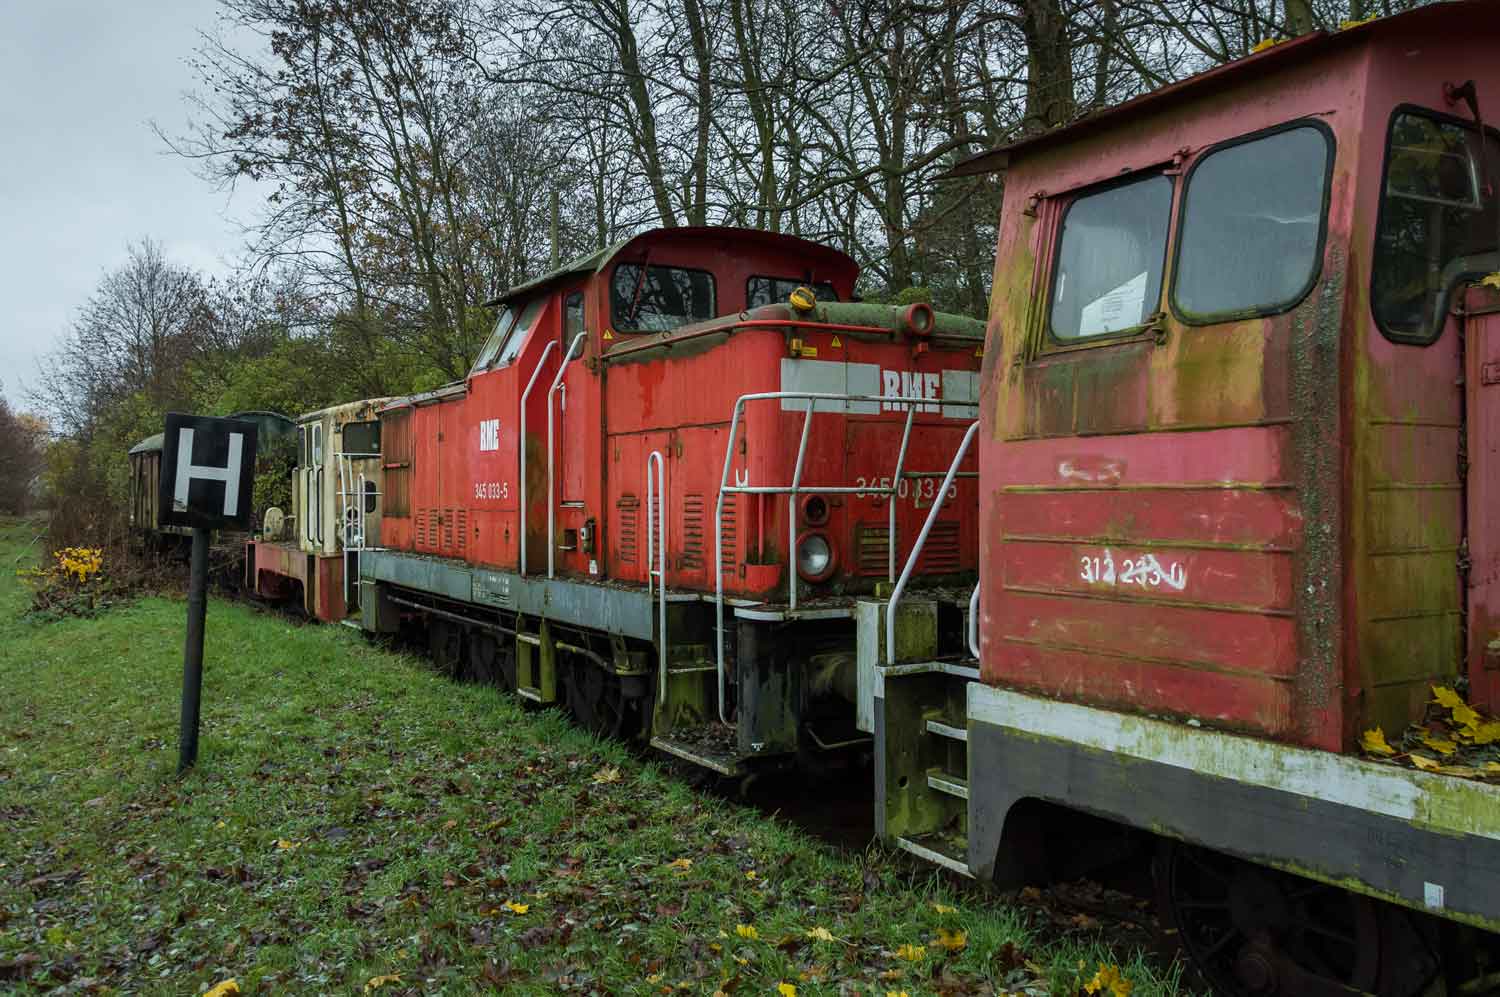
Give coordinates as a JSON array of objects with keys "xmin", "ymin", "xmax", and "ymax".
[
  {"xmin": 650, "ymin": 727, "xmax": 749, "ymax": 776},
  {"xmin": 927, "ymin": 770, "xmax": 969, "ymax": 800},
  {"xmin": 895, "ymin": 831, "xmax": 973, "ymax": 878},
  {"xmin": 925, "ymin": 716, "xmax": 967, "ymax": 742},
  {"xmin": 516, "ymin": 686, "xmax": 543, "ymax": 702}
]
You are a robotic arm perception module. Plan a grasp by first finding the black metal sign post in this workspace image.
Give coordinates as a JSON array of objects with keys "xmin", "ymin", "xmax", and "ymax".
[{"xmin": 157, "ymin": 413, "xmax": 258, "ymax": 774}]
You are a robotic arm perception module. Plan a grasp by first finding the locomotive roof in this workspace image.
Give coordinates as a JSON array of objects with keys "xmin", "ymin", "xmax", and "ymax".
[
  {"xmin": 946, "ymin": 0, "xmax": 1489, "ymax": 178},
  {"xmin": 482, "ymin": 227, "xmax": 861, "ymax": 308},
  {"xmin": 127, "ymin": 409, "xmax": 295, "ymax": 455}
]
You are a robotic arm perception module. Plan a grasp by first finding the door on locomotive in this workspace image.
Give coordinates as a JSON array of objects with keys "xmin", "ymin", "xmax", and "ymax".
[{"xmin": 870, "ymin": 5, "xmax": 1500, "ymax": 995}]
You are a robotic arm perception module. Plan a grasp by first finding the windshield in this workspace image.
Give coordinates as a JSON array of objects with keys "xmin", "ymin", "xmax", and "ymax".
[
  {"xmin": 472, "ymin": 305, "xmax": 516, "ymax": 373},
  {"xmin": 1373, "ymin": 110, "xmax": 1500, "ymax": 344},
  {"xmin": 610, "ymin": 263, "xmax": 716, "ymax": 332}
]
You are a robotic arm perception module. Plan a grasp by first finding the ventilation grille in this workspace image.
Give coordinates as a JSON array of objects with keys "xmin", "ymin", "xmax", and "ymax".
[
  {"xmin": 617, "ymin": 494, "xmax": 639, "ymax": 565},
  {"xmin": 857, "ymin": 523, "xmax": 890, "ymax": 576},
  {"xmin": 720, "ymin": 495, "xmax": 737, "ymax": 570},
  {"xmin": 917, "ymin": 520, "xmax": 961, "ymax": 574},
  {"xmin": 415, "ymin": 508, "xmax": 438, "ymax": 551},
  {"xmin": 681, "ymin": 494, "xmax": 706, "ymax": 570},
  {"xmin": 454, "ymin": 508, "xmax": 467, "ymax": 555}
]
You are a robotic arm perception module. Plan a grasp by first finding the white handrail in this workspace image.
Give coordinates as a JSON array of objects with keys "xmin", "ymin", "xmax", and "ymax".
[
  {"xmin": 547, "ymin": 332, "xmax": 589, "ymax": 578},
  {"xmin": 967, "ymin": 581, "xmax": 980, "ymax": 660},
  {"xmin": 518, "ymin": 339, "xmax": 560, "ymax": 576},
  {"xmin": 886, "ymin": 421, "xmax": 980, "ymax": 666},
  {"xmin": 711, "ymin": 390, "xmax": 978, "ymax": 726},
  {"xmin": 646, "ymin": 451, "xmax": 667, "ymax": 701}
]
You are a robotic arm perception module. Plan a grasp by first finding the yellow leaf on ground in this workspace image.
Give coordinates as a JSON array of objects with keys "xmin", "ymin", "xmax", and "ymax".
[
  {"xmin": 667, "ymin": 857, "xmax": 693, "ymax": 872},
  {"xmin": 1484, "ymin": 762, "xmax": 1500, "ymax": 775},
  {"xmin": 1474, "ymin": 722, "xmax": 1500, "ymax": 745},
  {"xmin": 646, "ymin": 973, "xmax": 663, "ymax": 984},
  {"xmin": 1084, "ymin": 963, "xmax": 1134, "ymax": 996},
  {"xmin": 592, "ymin": 765, "xmax": 621, "ymax": 784},
  {"xmin": 777, "ymin": 984, "xmax": 797, "ymax": 997},
  {"xmin": 205, "ymin": 981, "xmax": 240, "ymax": 997},
  {"xmin": 745, "ymin": 870, "xmax": 757, "ymax": 881},
  {"xmin": 1439, "ymin": 764, "xmax": 1481, "ymax": 778},
  {"xmin": 735, "ymin": 923, "xmax": 759, "ymax": 940},
  {"xmin": 895, "ymin": 943, "xmax": 926, "ymax": 961},
  {"xmin": 364, "ymin": 975, "xmax": 401, "ymax": 993},
  {"xmin": 1360, "ymin": 728, "xmax": 1395, "ymax": 756},
  {"xmin": 1411, "ymin": 754, "xmax": 1441, "ymax": 771},
  {"xmin": 504, "ymin": 901, "xmax": 529, "ymax": 914},
  {"xmin": 1421, "ymin": 735, "xmax": 1458, "ymax": 756},
  {"xmin": 1452, "ymin": 703, "xmax": 1481, "ymax": 731},
  {"xmin": 930, "ymin": 901, "xmax": 956, "ymax": 914},
  {"xmin": 932, "ymin": 929, "xmax": 967, "ymax": 951},
  {"xmin": 806, "ymin": 927, "xmax": 835, "ymax": 942},
  {"xmin": 1432, "ymin": 686, "xmax": 1466, "ymax": 710},
  {"xmin": 1483, "ymin": 273, "xmax": 1500, "ymax": 290},
  {"xmin": 274, "ymin": 839, "xmax": 300, "ymax": 851},
  {"xmin": 887, "ymin": 992, "xmax": 911, "ymax": 997}
]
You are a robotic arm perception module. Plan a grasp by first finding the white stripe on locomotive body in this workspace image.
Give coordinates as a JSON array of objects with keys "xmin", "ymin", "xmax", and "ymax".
[
  {"xmin": 778, "ymin": 358, "xmax": 978, "ymax": 418},
  {"xmin": 967, "ymin": 683, "xmax": 1500, "ymax": 842}
]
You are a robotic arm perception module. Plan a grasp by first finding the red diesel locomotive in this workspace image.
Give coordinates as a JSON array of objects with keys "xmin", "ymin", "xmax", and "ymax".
[{"xmin": 358, "ymin": 227, "xmax": 984, "ymax": 767}]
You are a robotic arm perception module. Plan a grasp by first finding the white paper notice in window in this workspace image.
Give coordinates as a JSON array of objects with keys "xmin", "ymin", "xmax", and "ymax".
[{"xmin": 1079, "ymin": 271, "xmax": 1148, "ymax": 335}]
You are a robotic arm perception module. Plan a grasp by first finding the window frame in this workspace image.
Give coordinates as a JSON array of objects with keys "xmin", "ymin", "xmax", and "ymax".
[
  {"xmin": 609, "ymin": 262, "xmax": 718, "ymax": 333},
  {"xmin": 1043, "ymin": 169, "xmax": 1177, "ymax": 349},
  {"xmin": 494, "ymin": 297, "xmax": 546, "ymax": 368},
  {"xmin": 746, "ymin": 276, "xmax": 839, "ymax": 308},
  {"xmin": 1168, "ymin": 117, "xmax": 1336, "ymax": 327},
  {"xmin": 1371, "ymin": 103, "xmax": 1500, "ymax": 347}
]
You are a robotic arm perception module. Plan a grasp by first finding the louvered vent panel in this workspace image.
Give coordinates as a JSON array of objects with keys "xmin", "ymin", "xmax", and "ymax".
[
  {"xmin": 617, "ymin": 494, "xmax": 639, "ymax": 565},
  {"xmin": 455, "ymin": 508, "xmax": 467, "ymax": 554},
  {"xmin": 442, "ymin": 508, "xmax": 455, "ymax": 551},
  {"xmin": 856, "ymin": 523, "xmax": 890, "ymax": 576},
  {"xmin": 720, "ymin": 496, "xmax": 737, "ymax": 570},
  {"xmin": 681, "ymin": 494, "xmax": 706, "ymax": 570},
  {"xmin": 916, "ymin": 520, "xmax": 961, "ymax": 574}
]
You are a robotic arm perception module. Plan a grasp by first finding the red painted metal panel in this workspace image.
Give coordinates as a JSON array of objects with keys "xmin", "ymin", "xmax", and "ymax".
[{"xmin": 1465, "ymin": 289, "xmax": 1500, "ymax": 713}]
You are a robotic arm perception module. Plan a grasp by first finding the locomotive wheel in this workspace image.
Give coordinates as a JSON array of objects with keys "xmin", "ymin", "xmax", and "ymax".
[
  {"xmin": 1157, "ymin": 841, "xmax": 1389, "ymax": 997},
  {"xmin": 428, "ymin": 620, "xmax": 467, "ymax": 680},
  {"xmin": 467, "ymin": 632, "xmax": 517, "ymax": 691},
  {"xmin": 563, "ymin": 659, "xmax": 629, "ymax": 738}
]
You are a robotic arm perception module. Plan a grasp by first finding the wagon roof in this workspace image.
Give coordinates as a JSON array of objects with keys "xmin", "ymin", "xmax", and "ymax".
[
  {"xmin": 482, "ymin": 227, "xmax": 861, "ymax": 308},
  {"xmin": 127, "ymin": 410, "xmax": 295, "ymax": 455},
  {"xmin": 945, "ymin": 0, "xmax": 1491, "ymax": 178}
]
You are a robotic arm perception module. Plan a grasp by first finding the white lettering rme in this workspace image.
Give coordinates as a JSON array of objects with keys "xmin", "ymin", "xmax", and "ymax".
[
  {"xmin": 173, "ymin": 428, "xmax": 244, "ymax": 516},
  {"xmin": 479, "ymin": 418, "xmax": 500, "ymax": 452},
  {"xmin": 881, "ymin": 369, "xmax": 941, "ymax": 412}
]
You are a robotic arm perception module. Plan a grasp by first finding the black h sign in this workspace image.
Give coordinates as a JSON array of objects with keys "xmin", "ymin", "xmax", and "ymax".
[{"xmin": 158, "ymin": 413, "xmax": 259, "ymax": 531}]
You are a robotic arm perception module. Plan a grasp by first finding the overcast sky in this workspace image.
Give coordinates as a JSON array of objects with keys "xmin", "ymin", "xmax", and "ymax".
[{"xmin": 0, "ymin": 1, "xmax": 265, "ymax": 408}]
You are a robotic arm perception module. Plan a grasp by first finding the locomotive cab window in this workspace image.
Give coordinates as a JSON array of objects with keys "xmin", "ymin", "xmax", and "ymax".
[
  {"xmin": 1373, "ymin": 109, "xmax": 1500, "ymax": 344},
  {"xmin": 1049, "ymin": 173, "xmax": 1173, "ymax": 340},
  {"xmin": 747, "ymin": 276, "xmax": 838, "ymax": 308},
  {"xmin": 610, "ymin": 263, "xmax": 715, "ymax": 332},
  {"xmin": 342, "ymin": 420, "xmax": 380, "ymax": 457},
  {"xmin": 564, "ymin": 291, "xmax": 585, "ymax": 341},
  {"xmin": 1172, "ymin": 123, "xmax": 1332, "ymax": 321},
  {"xmin": 472, "ymin": 304, "xmax": 517, "ymax": 373},
  {"xmin": 494, "ymin": 297, "xmax": 545, "ymax": 368}
]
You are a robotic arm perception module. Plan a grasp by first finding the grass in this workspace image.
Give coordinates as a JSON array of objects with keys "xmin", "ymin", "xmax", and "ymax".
[{"xmin": 0, "ymin": 516, "xmax": 1191, "ymax": 995}]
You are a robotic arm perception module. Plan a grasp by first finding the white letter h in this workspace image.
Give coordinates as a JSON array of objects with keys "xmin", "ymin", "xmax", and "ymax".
[{"xmin": 174, "ymin": 428, "xmax": 244, "ymax": 517}]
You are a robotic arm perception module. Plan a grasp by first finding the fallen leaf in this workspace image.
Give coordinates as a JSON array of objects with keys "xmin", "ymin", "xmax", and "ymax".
[
  {"xmin": 592, "ymin": 765, "xmax": 621, "ymax": 784},
  {"xmin": 806, "ymin": 927, "xmax": 835, "ymax": 942},
  {"xmin": 364, "ymin": 974, "xmax": 401, "ymax": 993},
  {"xmin": 744, "ymin": 870, "xmax": 757, "ymax": 881},
  {"xmin": 735, "ymin": 923, "xmax": 759, "ymax": 940},
  {"xmin": 205, "ymin": 981, "xmax": 240, "ymax": 997},
  {"xmin": 1439, "ymin": 764, "xmax": 1481, "ymax": 778},
  {"xmin": 646, "ymin": 973, "xmax": 663, "ymax": 984},
  {"xmin": 777, "ymin": 984, "xmax": 797, "ymax": 997},
  {"xmin": 1421, "ymin": 735, "xmax": 1457, "ymax": 756},
  {"xmin": 274, "ymin": 839, "xmax": 300, "ymax": 851},
  {"xmin": 1474, "ymin": 722, "xmax": 1500, "ymax": 745},
  {"xmin": 667, "ymin": 857, "xmax": 693, "ymax": 873},
  {"xmin": 886, "ymin": 992, "xmax": 911, "ymax": 997},
  {"xmin": 1411, "ymin": 754, "xmax": 1441, "ymax": 771},
  {"xmin": 1483, "ymin": 273, "xmax": 1500, "ymax": 290},
  {"xmin": 1452, "ymin": 703, "xmax": 1481, "ymax": 731},
  {"xmin": 930, "ymin": 902, "xmax": 956, "ymax": 914},
  {"xmin": 504, "ymin": 901, "xmax": 529, "ymax": 914},
  {"xmin": 1432, "ymin": 686, "xmax": 1466, "ymax": 710},
  {"xmin": 931, "ymin": 928, "xmax": 967, "ymax": 951},
  {"xmin": 1084, "ymin": 963, "xmax": 1133, "ymax": 997},
  {"xmin": 894, "ymin": 943, "xmax": 926, "ymax": 961},
  {"xmin": 1360, "ymin": 728, "xmax": 1395, "ymax": 756}
]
